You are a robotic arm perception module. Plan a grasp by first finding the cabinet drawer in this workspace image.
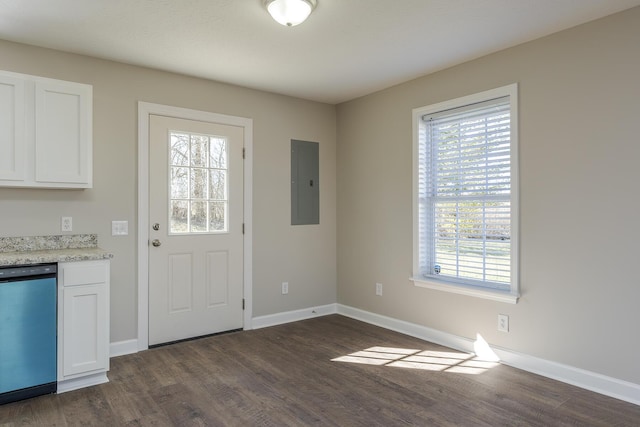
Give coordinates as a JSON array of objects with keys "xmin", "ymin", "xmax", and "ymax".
[{"xmin": 60, "ymin": 262, "xmax": 107, "ymax": 286}]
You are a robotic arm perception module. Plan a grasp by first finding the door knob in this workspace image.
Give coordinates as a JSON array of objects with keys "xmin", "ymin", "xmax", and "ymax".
[{"xmin": 151, "ymin": 239, "xmax": 162, "ymax": 247}]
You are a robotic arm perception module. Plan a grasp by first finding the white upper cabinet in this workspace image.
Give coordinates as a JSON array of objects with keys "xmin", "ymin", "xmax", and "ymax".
[
  {"xmin": 0, "ymin": 70, "xmax": 92, "ymax": 189},
  {"xmin": 35, "ymin": 80, "xmax": 92, "ymax": 186},
  {"xmin": 0, "ymin": 74, "xmax": 25, "ymax": 182}
]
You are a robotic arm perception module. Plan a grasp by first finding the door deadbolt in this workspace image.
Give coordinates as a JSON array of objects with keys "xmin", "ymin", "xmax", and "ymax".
[
  {"xmin": 152, "ymin": 223, "xmax": 160, "ymax": 231},
  {"xmin": 151, "ymin": 239, "xmax": 161, "ymax": 247}
]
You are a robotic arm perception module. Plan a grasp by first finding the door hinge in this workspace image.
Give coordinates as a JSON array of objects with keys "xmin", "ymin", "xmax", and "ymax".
[
  {"xmin": 242, "ymin": 148, "xmax": 246, "ymax": 159},
  {"xmin": 242, "ymin": 298, "xmax": 245, "ymax": 310},
  {"xmin": 242, "ymin": 223, "xmax": 245, "ymax": 234}
]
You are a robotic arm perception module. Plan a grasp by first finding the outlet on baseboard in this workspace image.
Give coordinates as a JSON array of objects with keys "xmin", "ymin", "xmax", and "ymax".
[
  {"xmin": 282, "ymin": 282, "xmax": 289, "ymax": 295},
  {"xmin": 375, "ymin": 282, "xmax": 383, "ymax": 296}
]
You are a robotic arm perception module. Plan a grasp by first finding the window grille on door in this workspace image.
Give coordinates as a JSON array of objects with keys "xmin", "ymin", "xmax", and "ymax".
[{"xmin": 168, "ymin": 131, "xmax": 228, "ymax": 234}]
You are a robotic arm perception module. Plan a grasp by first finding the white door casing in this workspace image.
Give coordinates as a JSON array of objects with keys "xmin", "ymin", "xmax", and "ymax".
[{"xmin": 138, "ymin": 103, "xmax": 253, "ymax": 350}]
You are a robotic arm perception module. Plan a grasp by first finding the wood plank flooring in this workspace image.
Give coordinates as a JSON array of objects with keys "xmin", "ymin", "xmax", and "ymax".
[{"xmin": 1, "ymin": 315, "xmax": 639, "ymax": 426}]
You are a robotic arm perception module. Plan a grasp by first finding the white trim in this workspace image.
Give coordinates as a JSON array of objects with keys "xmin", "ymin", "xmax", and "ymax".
[
  {"xmin": 110, "ymin": 339, "xmax": 139, "ymax": 358},
  {"xmin": 137, "ymin": 102, "xmax": 254, "ymax": 351},
  {"xmin": 57, "ymin": 372, "xmax": 109, "ymax": 394},
  {"xmin": 107, "ymin": 302, "xmax": 640, "ymax": 405},
  {"xmin": 412, "ymin": 83, "xmax": 520, "ymax": 298},
  {"xmin": 252, "ymin": 303, "xmax": 337, "ymax": 329},
  {"xmin": 336, "ymin": 304, "xmax": 640, "ymax": 406},
  {"xmin": 338, "ymin": 304, "xmax": 474, "ymax": 353},
  {"xmin": 411, "ymin": 277, "xmax": 519, "ymax": 304}
]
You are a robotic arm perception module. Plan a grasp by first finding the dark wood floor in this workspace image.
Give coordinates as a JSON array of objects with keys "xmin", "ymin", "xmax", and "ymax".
[{"xmin": 1, "ymin": 315, "xmax": 639, "ymax": 426}]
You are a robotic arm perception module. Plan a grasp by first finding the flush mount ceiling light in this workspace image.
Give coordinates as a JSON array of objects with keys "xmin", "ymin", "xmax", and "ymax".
[{"xmin": 264, "ymin": 0, "xmax": 317, "ymax": 27}]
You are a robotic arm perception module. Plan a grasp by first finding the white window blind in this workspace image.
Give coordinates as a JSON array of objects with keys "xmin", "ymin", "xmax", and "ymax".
[{"xmin": 418, "ymin": 96, "xmax": 512, "ymax": 291}]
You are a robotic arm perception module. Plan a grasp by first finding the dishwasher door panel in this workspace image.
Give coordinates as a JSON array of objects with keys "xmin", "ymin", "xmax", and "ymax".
[{"xmin": 0, "ymin": 277, "xmax": 57, "ymax": 394}]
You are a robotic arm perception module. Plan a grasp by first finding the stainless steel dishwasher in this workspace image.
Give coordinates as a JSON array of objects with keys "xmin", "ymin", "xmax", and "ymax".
[{"xmin": 0, "ymin": 263, "xmax": 57, "ymax": 405}]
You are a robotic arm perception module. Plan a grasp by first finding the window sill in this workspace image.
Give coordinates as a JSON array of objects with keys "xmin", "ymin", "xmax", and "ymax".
[{"xmin": 411, "ymin": 277, "xmax": 519, "ymax": 304}]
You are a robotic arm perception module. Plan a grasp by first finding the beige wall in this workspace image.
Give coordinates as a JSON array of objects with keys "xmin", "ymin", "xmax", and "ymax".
[
  {"xmin": 0, "ymin": 40, "xmax": 337, "ymax": 342},
  {"xmin": 336, "ymin": 7, "xmax": 640, "ymax": 384}
]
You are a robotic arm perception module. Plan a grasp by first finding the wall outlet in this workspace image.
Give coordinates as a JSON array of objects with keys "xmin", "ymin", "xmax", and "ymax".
[
  {"xmin": 498, "ymin": 314, "xmax": 509, "ymax": 332},
  {"xmin": 61, "ymin": 217, "xmax": 72, "ymax": 232},
  {"xmin": 376, "ymin": 282, "xmax": 383, "ymax": 296},
  {"xmin": 282, "ymin": 282, "xmax": 289, "ymax": 295}
]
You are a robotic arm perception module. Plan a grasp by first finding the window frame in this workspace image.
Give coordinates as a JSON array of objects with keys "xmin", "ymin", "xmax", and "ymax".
[{"xmin": 411, "ymin": 84, "xmax": 519, "ymax": 304}]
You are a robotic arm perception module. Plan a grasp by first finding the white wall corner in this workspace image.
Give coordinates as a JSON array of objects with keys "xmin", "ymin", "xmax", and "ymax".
[
  {"xmin": 252, "ymin": 303, "xmax": 338, "ymax": 330},
  {"xmin": 336, "ymin": 304, "xmax": 640, "ymax": 407}
]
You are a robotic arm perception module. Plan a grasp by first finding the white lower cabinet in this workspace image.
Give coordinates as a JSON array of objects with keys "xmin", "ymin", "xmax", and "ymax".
[{"xmin": 57, "ymin": 260, "xmax": 110, "ymax": 392}]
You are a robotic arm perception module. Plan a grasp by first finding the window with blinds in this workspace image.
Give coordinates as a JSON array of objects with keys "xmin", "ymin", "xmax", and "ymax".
[{"xmin": 414, "ymin": 85, "xmax": 518, "ymax": 298}]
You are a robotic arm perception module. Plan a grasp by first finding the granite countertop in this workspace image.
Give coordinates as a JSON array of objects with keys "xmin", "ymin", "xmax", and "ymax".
[{"xmin": 0, "ymin": 234, "xmax": 113, "ymax": 267}]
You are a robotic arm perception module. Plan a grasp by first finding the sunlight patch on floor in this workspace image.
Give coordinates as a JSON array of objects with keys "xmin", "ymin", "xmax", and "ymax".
[{"xmin": 331, "ymin": 336, "xmax": 500, "ymax": 375}]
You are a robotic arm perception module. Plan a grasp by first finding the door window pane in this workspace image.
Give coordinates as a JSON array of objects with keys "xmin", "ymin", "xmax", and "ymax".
[
  {"xmin": 209, "ymin": 201, "xmax": 227, "ymax": 231},
  {"xmin": 171, "ymin": 167, "xmax": 188, "ymax": 199},
  {"xmin": 169, "ymin": 131, "xmax": 230, "ymax": 234},
  {"xmin": 190, "ymin": 201, "xmax": 208, "ymax": 232},
  {"xmin": 170, "ymin": 200, "xmax": 188, "ymax": 233},
  {"xmin": 190, "ymin": 168, "xmax": 208, "ymax": 199},
  {"xmin": 209, "ymin": 170, "xmax": 226, "ymax": 200},
  {"xmin": 170, "ymin": 133, "xmax": 189, "ymax": 166},
  {"xmin": 210, "ymin": 137, "xmax": 227, "ymax": 169},
  {"xmin": 190, "ymin": 135, "xmax": 208, "ymax": 167}
]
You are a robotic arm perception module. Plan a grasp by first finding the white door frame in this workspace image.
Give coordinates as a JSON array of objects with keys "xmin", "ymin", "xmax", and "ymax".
[{"xmin": 137, "ymin": 102, "xmax": 253, "ymax": 351}]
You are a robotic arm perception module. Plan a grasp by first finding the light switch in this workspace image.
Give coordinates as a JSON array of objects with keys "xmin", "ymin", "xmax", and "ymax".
[{"xmin": 111, "ymin": 220, "xmax": 129, "ymax": 236}]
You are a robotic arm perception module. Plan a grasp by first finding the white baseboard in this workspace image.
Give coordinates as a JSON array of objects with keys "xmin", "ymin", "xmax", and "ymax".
[
  {"xmin": 251, "ymin": 303, "xmax": 337, "ymax": 329},
  {"xmin": 336, "ymin": 304, "xmax": 640, "ymax": 406},
  {"xmin": 107, "ymin": 304, "xmax": 639, "ymax": 406},
  {"xmin": 57, "ymin": 372, "xmax": 109, "ymax": 394},
  {"xmin": 110, "ymin": 339, "xmax": 139, "ymax": 358},
  {"xmin": 108, "ymin": 304, "xmax": 339, "ymax": 357},
  {"xmin": 109, "ymin": 304, "xmax": 338, "ymax": 357}
]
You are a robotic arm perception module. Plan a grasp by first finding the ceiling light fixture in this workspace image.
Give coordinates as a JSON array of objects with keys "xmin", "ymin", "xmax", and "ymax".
[{"xmin": 264, "ymin": 0, "xmax": 317, "ymax": 27}]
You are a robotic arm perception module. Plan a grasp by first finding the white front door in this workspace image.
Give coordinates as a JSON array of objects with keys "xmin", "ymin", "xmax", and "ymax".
[{"xmin": 148, "ymin": 114, "xmax": 244, "ymax": 345}]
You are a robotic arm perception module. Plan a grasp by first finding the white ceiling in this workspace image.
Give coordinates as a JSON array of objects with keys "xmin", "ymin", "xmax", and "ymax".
[{"xmin": 1, "ymin": 0, "xmax": 639, "ymax": 104}]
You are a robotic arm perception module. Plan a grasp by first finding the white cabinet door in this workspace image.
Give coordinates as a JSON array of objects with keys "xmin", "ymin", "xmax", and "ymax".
[
  {"xmin": 0, "ymin": 70, "xmax": 92, "ymax": 188},
  {"xmin": 0, "ymin": 74, "xmax": 25, "ymax": 181},
  {"xmin": 35, "ymin": 80, "xmax": 92, "ymax": 186},
  {"xmin": 59, "ymin": 260, "xmax": 110, "ymax": 380},
  {"xmin": 62, "ymin": 283, "xmax": 109, "ymax": 376}
]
